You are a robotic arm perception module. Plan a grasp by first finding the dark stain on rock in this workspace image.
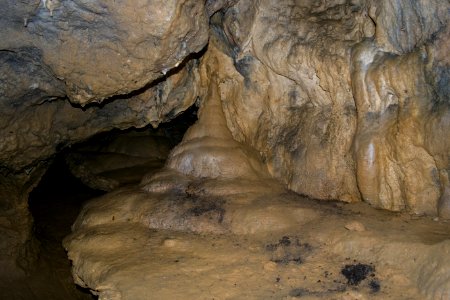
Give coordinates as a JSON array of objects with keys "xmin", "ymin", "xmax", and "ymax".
[
  {"xmin": 369, "ymin": 279, "xmax": 381, "ymax": 293},
  {"xmin": 266, "ymin": 236, "xmax": 312, "ymax": 265},
  {"xmin": 341, "ymin": 263, "xmax": 375, "ymax": 286},
  {"xmin": 185, "ymin": 197, "xmax": 225, "ymax": 223}
]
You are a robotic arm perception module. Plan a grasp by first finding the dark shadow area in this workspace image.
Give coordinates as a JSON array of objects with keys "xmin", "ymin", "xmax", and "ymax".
[
  {"xmin": 80, "ymin": 104, "xmax": 198, "ymax": 149},
  {"xmin": 64, "ymin": 104, "xmax": 198, "ymax": 191},
  {"xmin": 28, "ymin": 156, "xmax": 103, "ymax": 299},
  {"xmin": 22, "ymin": 104, "xmax": 198, "ymax": 299}
]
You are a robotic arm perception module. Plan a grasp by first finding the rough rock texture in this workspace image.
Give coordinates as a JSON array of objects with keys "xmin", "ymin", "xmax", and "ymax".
[
  {"xmin": 64, "ymin": 9, "xmax": 450, "ymax": 295},
  {"xmin": 0, "ymin": 0, "xmax": 209, "ymax": 277},
  {"xmin": 64, "ymin": 110, "xmax": 450, "ymax": 300},
  {"xmin": 0, "ymin": 54, "xmax": 201, "ymax": 171},
  {"xmin": 0, "ymin": 0, "xmax": 449, "ymax": 297},
  {"xmin": 4, "ymin": 0, "xmax": 208, "ymax": 104},
  {"xmin": 211, "ymin": 0, "xmax": 368, "ymax": 202},
  {"xmin": 349, "ymin": 0, "xmax": 449, "ymax": 214},
  {"xmin": 0, "ymin": 53, "xmax": 201, "ymax": 277},
  {"xmin": 206, "ymin": 0, "xmax": 450, "ymax": 214}
]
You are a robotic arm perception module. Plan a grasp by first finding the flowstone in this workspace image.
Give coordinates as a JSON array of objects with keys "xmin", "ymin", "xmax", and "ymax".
[{"xmin": 65, "ymin": 51, "xmax": 450, "ymax": 299}]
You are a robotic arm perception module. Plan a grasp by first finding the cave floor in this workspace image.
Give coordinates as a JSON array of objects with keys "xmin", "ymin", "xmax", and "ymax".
[
  {"xmin": 63, "ymin": 173, "xmax": 450, "ymax": 300},
  {"xmin": 5, "ymin": 159, "xmax": 448, "ymax": 300}
]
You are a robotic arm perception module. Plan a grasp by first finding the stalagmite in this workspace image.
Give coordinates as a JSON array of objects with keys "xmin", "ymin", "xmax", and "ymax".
[{"xmin": 0, "ymin": 0, "xmax": 448, "ymax": 299}]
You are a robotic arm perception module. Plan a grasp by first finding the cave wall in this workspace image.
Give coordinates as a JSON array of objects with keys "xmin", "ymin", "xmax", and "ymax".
[
  {"xmin": 0, "ymin": 0, "xmax": 448, "ymax": 277},
  {"xmin": 0, "ymin": 0, "xmax": 209, "ymax": 276},
  {"xmin": 202, "ymin": 0, "xmax": 449, "ymax": 215}
]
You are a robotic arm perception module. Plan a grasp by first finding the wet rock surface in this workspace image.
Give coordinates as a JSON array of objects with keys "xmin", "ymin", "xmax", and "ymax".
[
  {"xmin": 65, "ymin": 53, "xmax": 450, "ymax": 298},
  {"xmin": 208, "ymin": 0, "xmax": 450, "ymax": 213}
]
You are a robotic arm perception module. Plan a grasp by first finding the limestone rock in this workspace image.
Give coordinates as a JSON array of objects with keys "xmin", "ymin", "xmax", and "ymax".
[
  {"xmin": 22, "ymin": 0, "xmax": 208, "ymax": 104},
  {"xmin": 166, "ymin": 67, "xmax": 270, "ymax": 180},
  {"xmin": 0, "ymin": 0, "xmax": 209, "ymax": 278},
  {"xmin": 372, "ymin": 0, "xmax": 448, "ymax": 53},
  {"xmin": 209, "ymin": 0, "xmax": 368, "ymax": 202},
  {"xmin": 0, "ymin": 0, "xmax": 449, "ymax": 295},
  {"xmin": 204, "ymin": 0, "xmax": 450, "ymax": 214},
  {"xmin": 64, "ymin": 174, "xmax": 450, "ymax": 299},
  {"xmin": 351, "ymin": 36, "xmax": 449, "ymax": 214},
  {"xmin": 0, "ymin": 53, "xmax": 201, "ymax": 273},
  {"xmin": 60, "ymin": 1, "xmax": 449, "ymax": 299}
]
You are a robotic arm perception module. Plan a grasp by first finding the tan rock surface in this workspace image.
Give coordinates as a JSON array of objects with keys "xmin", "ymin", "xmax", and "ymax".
[
  {"xmin": 3, "ymin": 0, "xmax": 209, "ymax": 105},
  {"xmin": 0, "ymin": 0, "xmax": 449, "ymax": 298},
  {"xmin": 64, "ymin": 9, "xmax": 450, "ymax": 295},
  {"xmin": 204, "ymin": 0, "xmax": 450, "ymax": 214},
  {"xmin": 344, "ymin": 221, "xmax": 366, "ymax": 232},
  {"xmin": 65, "ymin": 178, "xmax": 450, "ymax": 299}
]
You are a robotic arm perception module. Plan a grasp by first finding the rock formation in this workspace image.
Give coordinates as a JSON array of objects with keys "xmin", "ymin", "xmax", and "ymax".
[
  {"xmin": 1, "ymin": 0, "xmax": 208, "ymax": 279},
  {"xmin": 208, "ymin": 0, "xmax": 449, "ymax": 214},
  {"xmin": 0, "ymin": 0, "xmax": 449, "ymax": 298}
]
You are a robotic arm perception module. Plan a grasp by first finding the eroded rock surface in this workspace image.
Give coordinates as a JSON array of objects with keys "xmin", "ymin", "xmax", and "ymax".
[
  {"xmin": 4, "ymin": 0, "xmax": 209, "ymax": 104},
  {"xmin": 0, "ymin": 0, "xmax": 209, "ymax": 280},
  {"xmin": 205, "ymin": 0, "xmax": 449, "ymax": 214},
  {"xmin": 65, "ymin": 9, "xmax": 450, "ymax": 295},
  {"xmin": 65, "ymin": 166, "xmax": 450, "ymax": 300},
  {"xmin": 0, "ymin": 0, "xmax": 449, "ymax": 298},
  {"xmin": 65, "ymin": 82, "xmax": 449, "ymax": 298}
]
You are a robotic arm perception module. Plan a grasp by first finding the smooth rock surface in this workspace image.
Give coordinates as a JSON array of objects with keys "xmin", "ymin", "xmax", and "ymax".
[{"xmin": 65, "ymin": 178, "xmax": 450, "ymax": 299}]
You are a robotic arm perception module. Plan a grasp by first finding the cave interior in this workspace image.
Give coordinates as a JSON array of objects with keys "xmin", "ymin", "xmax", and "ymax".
[{"xmin": 0, "ymin": 0, "xmax": 449, "ymax": 299}]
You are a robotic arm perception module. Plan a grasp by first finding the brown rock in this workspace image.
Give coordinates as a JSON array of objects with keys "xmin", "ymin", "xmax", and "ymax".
[
  {"xmin": 438, "ymin": 186, "xmax": 450, "ymax": 220},
  {"xmin": 345, "ymin": 221, "xmax": 366, "ymax": 232},
  {"xmin": 0, "ymin": 1, "xmax": 449, "ymax": 297}
]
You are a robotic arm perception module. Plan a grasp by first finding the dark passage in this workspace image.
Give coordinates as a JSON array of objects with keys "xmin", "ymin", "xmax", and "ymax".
[
  {"xmin": 27, "ymin": 156, "xmax": 103, "ymax": 299},
  {"xmin": 64, "ymin": 105, "xmax": 198, "ymax": 192},
  {"xmin": 23, "ymin": 105, "xmax": 198, "ymax": 299}
]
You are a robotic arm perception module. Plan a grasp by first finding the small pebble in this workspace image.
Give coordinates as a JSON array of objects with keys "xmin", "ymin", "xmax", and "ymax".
[{"xmin": 345, "ymin": 221, "xmax": 366, "ymax": 232}]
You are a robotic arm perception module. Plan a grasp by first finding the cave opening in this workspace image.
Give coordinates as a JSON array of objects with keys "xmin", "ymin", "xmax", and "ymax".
[
  {"xmin": 25, "ymin": 105, "xmax": 198, "ymax": 299},
  {"xmin": 27, "ymin": 154, "xmax": 102, "ymax": 299}
]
